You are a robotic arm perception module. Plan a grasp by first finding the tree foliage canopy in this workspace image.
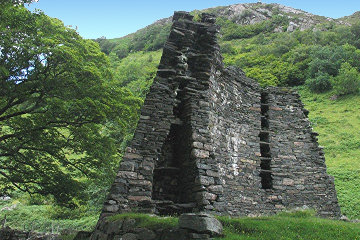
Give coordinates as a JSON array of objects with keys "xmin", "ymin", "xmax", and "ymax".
[
  {"xmin": 333, "ymin": 62, "xmax": 360, "ymax": 96},
  {"xmin": 0, "ymin": 3, "xmax": 142, "ymax": 205}
]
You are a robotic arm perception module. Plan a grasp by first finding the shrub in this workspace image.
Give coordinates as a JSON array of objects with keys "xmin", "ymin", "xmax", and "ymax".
[
  {"xmin": 307, "ymin": 46, "xmax": 346, "ymax": 78},
  {"xmin": 245, "ymin": 67, "xmax": 279, "ymax": 87},
  {"xmin": 306, "ymin": 73, "xmax": 332, "ymax": 93},
  {"xmin": 221, "ymin": 43, "xmax": 237, "ymax": 54},
  {"xmin": 333, "ymin": 62, "xmax": 360, "ymax": 96},
  {"xmin": 109, "ymin": 213, "xmax": 178, "ymax": 230},
  {"xmin": 115, "ymin": 47, "xmax": 129, "ymax": 60},
  {"xmin": 47, "ymin": 205, "xmax": 89, "ymax": 220}
]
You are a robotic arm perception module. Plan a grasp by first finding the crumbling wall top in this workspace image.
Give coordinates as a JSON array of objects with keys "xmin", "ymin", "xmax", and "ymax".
[{"xmin": 173, "ymin": 11, "xmax": 194, "ymax": 22}]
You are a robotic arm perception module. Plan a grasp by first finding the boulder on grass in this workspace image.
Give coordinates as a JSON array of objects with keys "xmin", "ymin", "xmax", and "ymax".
[{"xmin": 178, "ymin": 213, "xmax": 223, "ymax": 237}]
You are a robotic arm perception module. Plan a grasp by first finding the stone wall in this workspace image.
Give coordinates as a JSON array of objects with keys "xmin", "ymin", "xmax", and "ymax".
[
  {"xmin": 97, "ymin": 10, "xmax": 341, "ymax": 226},
  {"xmin": 207, "ymin": 67, "xmax": 264, "ymax": 215},
  {"xmin": 91, "ymin": 213, "xmax": 222, "ymax": 240},
  {"xmin": 263, "ymin": 87, "xmax": 340, "ymax": 217},
  {"xmin": 99, "ymin": 12, "xmax": 224, "ymax": 219},
  {"xmin": 206, "ymin": 75, "xmax": 341, "ymax": 216},
  {"xmin": 0, "ymin": 227, "xmax": 59, "ymax": 240}
]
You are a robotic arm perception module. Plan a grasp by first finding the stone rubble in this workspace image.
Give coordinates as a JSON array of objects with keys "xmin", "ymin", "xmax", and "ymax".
[{"xmin": 91, "ymin": 213, "xmax": 222, "ymax": 240}]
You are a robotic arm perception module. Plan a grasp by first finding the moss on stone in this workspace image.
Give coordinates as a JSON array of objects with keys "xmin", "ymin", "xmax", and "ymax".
[{"xmin": 108, "ymin": 213, "xmax": 178, "ymax": 230}]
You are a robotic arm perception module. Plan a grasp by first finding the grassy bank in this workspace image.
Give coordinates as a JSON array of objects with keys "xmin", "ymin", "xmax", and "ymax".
[
  {"xmin": 216, "ymin": 211, "xmax": 360, "ymax": 240},
  {"xmin": 73, "ymin": 211, "xmax": 360, "ymax": 240},
  {"xmin": 0, "ymin": 200, "xmax": 97, "ymax": 233},
  {"xmin": 299, "ymin": 87, "xmax": 360, "ymax": 219},
  {"xmin": 1, "ymin": 202, "xmax": 360, "ymax": 239}
]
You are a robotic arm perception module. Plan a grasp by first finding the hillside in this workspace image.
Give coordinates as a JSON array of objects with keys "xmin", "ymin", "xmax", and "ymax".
[
  {"xmin": 97, "ymin": 2, "xmax": 359, "ymax": 94},
  {"xmin": 339, "ymin": 11, "xmax": 360, "ymax": 24},
  {"xmin": 299, "ymin": 88, "xmax": 360, "ymax": 219},
  {"xmin": 96, "ymin": 2, "xmax": 354, "ymax": 60}
]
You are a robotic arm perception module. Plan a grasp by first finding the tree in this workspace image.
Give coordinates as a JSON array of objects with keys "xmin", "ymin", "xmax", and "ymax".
[
  {"xmin": 1, "ymin": 0, "xmax": 34, "ymax": 4},
  {"xmin": 0, "ymin": 3, "xmax": 142, "ymax": 205},
  {"xmin": 306, "ymin": 72, "xmax": 332, "ymax": 93},
  {"xmin": 115, "ymin": 47, "xmax": 129, "ymax": 60},
  {"xmin": 307, "ymin": 46, "xmax": 345, "ymax": 78},
  {"xmin": 333, "ymin": 62, "xmax": 360, "ymax": 96}
]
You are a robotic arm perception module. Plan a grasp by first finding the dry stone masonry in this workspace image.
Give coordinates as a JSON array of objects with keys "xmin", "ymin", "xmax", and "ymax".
[
  {"xmin": 0, "ymin": 227, "xmax": 59, "ymax": 240},
  {"xmin": 90, "ymin": 213, "xmax": 223, "ymax": 240},
  {"xmin": 93, "ymin": 11, "xmax": 341, "ymax": 239}
]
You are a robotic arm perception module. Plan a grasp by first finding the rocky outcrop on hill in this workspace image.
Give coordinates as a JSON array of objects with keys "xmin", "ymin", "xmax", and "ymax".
[{"xmin": 128, "ymin": 2, "xmax": 354, "ymax": 39}]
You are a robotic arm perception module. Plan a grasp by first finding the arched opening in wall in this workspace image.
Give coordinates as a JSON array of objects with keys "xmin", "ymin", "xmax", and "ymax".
[{"xmin": 259, "ymin": 92, "xmax": 273, "ymax": 189}]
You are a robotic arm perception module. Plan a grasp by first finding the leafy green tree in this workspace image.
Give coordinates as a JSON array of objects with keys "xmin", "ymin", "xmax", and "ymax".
[
  {"xmin": 307, "ymin": 46, "xmax": 345, "ymax": 78},
  {"xmin": 245, "ymin": 67, "xmax": 279, "ymax": 87},
  {"xmin": 0, "ymin": 3, "xmax": 141, "ymax": 205},
  {"xmin": 306, "ymin": 72, "xmax": 333, "ymax": 93},
  {"xmin": 350, "ymin": 22, "xmax": 360, "ymax": 48},
  {"xmin": 115, "ymin": 47, "xmax": 129, "ymax": 60},
  {"xmin": 333, "ymin": 62, "xmax": 360, "ymax": 96},
  {"xmin": 94, "ymin": 37, "xmax": 117, "ymax": 55},
  {"xmin": 113, "ymin": 51, "xmax": 161, "ymax": 98},
  {"xmin": 2, "ymin": 0, "xmax": 34, "ymax": 4}
]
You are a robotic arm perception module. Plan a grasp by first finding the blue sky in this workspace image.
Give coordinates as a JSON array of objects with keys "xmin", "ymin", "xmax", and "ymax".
[{"xmin": 28, "ymin": 0, "xmax": 360, "ymax": 39}]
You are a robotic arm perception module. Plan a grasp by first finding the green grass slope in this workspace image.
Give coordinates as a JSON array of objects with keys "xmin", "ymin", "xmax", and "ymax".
[
  {"xmin": 0, "ymin": 201, "xmax": 97, "ymax": 233},
  {"xmin": 299, "ymin": 87, "xmax": 360, "ymax": 219},
  {"xmin": 217, "ymin": 211, "xmax": 360, "ymax": 240}
]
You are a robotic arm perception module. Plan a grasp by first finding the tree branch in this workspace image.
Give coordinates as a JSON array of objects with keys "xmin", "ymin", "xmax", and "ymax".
[
  {"xmin": 0, "ymin": 171, "xmax": 28, "ymax": 193},
  {"xmin": 0, "ymin": 92, "xmax": 44, "ymax": 122}
]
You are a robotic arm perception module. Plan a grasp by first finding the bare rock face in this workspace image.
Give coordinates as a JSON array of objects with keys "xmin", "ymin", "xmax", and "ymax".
[
  {"xmin": 179, "ymin": 213, "xmax": 223, "ymax": 237},
  {"xmin": 202, "ymin": 2, "xmax": 340, "ymax": 32},
  {"xmin": 148, "ymin": 2, "xmax": 355, "ymax": 40}
]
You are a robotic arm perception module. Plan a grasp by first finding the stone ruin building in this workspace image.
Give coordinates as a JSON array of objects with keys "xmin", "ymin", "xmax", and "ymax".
[{"xmin": 98, "ymin": 11, "xmax": 341, "ymax": 221}]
